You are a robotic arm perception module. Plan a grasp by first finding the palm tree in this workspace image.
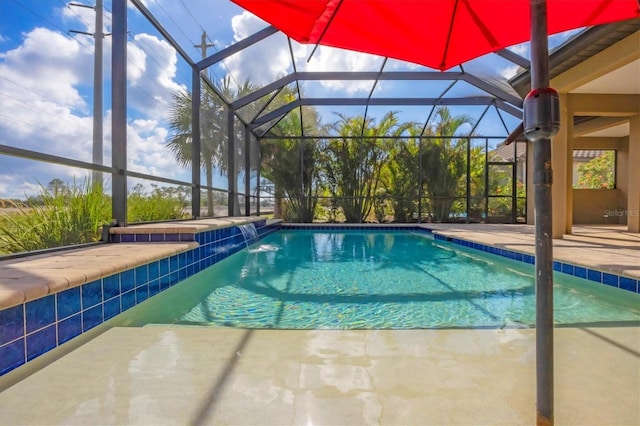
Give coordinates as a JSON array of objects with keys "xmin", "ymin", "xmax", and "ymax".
[
  {"xmin": 166, "ymin": 77, "xmax": 258, "ymax": 217},
  {"xmin": 260, "ymin": 89, "xmax": 323, "ymax": 222},
  {"xmin": 321, "ymin": 111, "xmax": 411, "ymax": 223},
  {"xmin": 420, "ymin": 107, "xmax": 474, "ymax": 222},
  {"xmin": 384, "ymin": 126, "xmax": 421, "ymax": 222}
]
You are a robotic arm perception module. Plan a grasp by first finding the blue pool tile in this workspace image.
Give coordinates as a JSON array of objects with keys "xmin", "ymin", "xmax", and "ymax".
[
  {"xmin": 57, "ymin": 287, "xmax": 81, "ymax": 321},
  {"xmin": 619, "ymin": 277, "xmax": 638, "ymax": 293},
  {"xmin": 169, "ymin": 255, "xmax": 179, "ymax": 272},
  {"xmin": 121, "ymin": 269, "xmax": 135, "ymax": 292},
  {"xmin": 26, "ymin": 325, "xmax": 56, "ymax": 361},
  {"xmin": 0, "ymin": 338, "xmax": 25, "ymax": 375},
  {"xmin": 103, "ymin": 274, "xmax": 120, "ymax": 300},
  {"xmin": 170, "ymin": 271, "xmax": 180, "ymax": 286},
  {"xmin": 524, "ymin": 254, "xmax": 535, "ymax": 264},
  {"xmin": 160, "ymin": 275, "xmax": 172, "ymax": 291},
  {"xmin": 25, "ymin": 295, "xmax": 55, "ymax": 334},
  {"xmin": 121, "ymin": 290, "xmax": 135, "ymax": 310},
  {"xmin": 587, "ymin": 269, "xmax": 602, "ymax": 283},
  {"xmin": 553, "ymin": 261, "xmax": 562, "ymax": 272},
  {"xmin": 81, "ymin": 280, "xmax": 102, "ymax": 309},
  {"xmin": 82, "ymin": 305, "xmax": 103, "ymax": 331},
  {"xmin": 148, "ymin": 261, "xmax": 159, "ymax": 281},
  {"xmin": 104, "ymin": 297, "xmax": 121, "ymax": 320},
  {"xmin": 561, "ymin": 263, "xmax": 574, "ymax": 275},
  {"xmin": 135, "ymin": 265, "xmax": 148, "ymax": 287},
  {"xmin": 574, "ymin": 266, "xmax": 587, "ymax": 279},
  {"xmin": 195, "ymin": 233, "xmax": 204, "ymax": 244},
  {"xmin": 151, "ymin": 233, "xmax": 165, "ymax": 242},
  {"xmin": 179, "ymin": 252, "xmax": 187, "ymax": 267},
  {"xmin": 121, "ymin": 234, "xmax": 135, "ymax": 243},
  {"xmin": 0, "ymin": 304, "xmax": 24, "ymax": 345},
  {"xmin": 179, "ymin": 233, "xmax": 192, "ymax": 242},
  {"xmin": 57, "ymin": 314, "xmax": 82, "ymax": 344},
  {"xmin": 602, "ymin": 273, "xmax": 619, "ymax": 288},
  {"xmin": 135, "ymin": 233, "xmax": 150, "ymax": 242},
  {"xmin": 186, "ymin": 250, "xmax": 194, "ymax": 266},
  {"xmin": 149, "ymin": 280, "xmax": 160, "ymax": 297},
  {"xmin": 110, "ymin": 234, "xmax": 122, "ymax": 243},
  {"xmin": 179, "ymin": 268, "xmax": 187, "ymax": 281},
  {"xmin": 159, "ymin": 258, "xmax": 170, "ymax": 277},
  {"xmin": 136, "ymin": 285, "xmax": 149, "ymax": 304},
  {"xmin": 165, "ymin": 233, "xmax": 180, "ymax": 242}
]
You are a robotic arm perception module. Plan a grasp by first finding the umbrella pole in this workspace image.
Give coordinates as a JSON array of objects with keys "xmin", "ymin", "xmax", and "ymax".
[{"xmin": 529, "ymin": 0, "xmax": 554, "ymax": 425}]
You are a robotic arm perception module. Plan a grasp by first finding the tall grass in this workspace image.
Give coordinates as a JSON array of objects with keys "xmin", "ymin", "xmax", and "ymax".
[
  {"xmin": 128, "ymin": 188, "xmax": 189, "ymax": 223},
  {"xmin": 0, "ymin": 179, "xmax": 111, "ymax": 254},
  {"xmin": 0, "ymin": 180, "xmax": 191, "ymax": 255}
]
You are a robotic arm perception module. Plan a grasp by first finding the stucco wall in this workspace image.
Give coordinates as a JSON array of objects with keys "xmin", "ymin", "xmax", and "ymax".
[{"xmin": 573, "ymin": 189, "xmax": 625, "ymax": 224}]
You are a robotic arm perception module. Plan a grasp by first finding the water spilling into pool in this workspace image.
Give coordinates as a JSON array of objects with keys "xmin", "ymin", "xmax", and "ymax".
[
  {"xmin": 238, "ymin": 223, "xmax": 259, "ymax": 247},
  {"xmin": 131, "ymin": 230, "xmax": 640, "ymax": 329}
]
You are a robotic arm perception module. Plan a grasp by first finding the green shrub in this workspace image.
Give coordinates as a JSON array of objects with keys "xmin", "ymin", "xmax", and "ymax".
[{"xmin": 127, "ymin": 184, "xmax": 189, "ymax": 223}]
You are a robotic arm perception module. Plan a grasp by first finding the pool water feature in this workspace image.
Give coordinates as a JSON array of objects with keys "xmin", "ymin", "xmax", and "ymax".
[
  {"xmin": 238, "ymin": 223, "xmax": 259, "ymax": 247},
  {"xmin": 127, "ymin": 230, "xmax": 640, "ymax": 329}
]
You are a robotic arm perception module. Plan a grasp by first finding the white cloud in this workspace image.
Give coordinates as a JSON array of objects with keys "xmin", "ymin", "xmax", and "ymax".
[
  {"xmin": 224, "ymin": 11, "xmax": 379, "ymax": 96},
  {"xmin": 303, "ymin": 46, "xmax": 381, "ymax": 94},
  {"xmin": 126, "ymin": 117, "xmax": 183, "ymax": 179},
  {"xmin": 0, "ymin": 26, "xmax": 188, "ymax": 200},
  {"xmin": 126, "ymin": 34, "xmax": 187, "ymax": 121},
  {"xmin": 222, "ymin": 12, "xmax": 292, "ymax": 87},
  {"xmin": 0, "ymin": 27, "xmax": 93, "ymax": 109}
]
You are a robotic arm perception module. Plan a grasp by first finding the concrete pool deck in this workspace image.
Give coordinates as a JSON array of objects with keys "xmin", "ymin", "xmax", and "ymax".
[
  {"xmin": 0, "ymin": 326, "xmax": 638, "ymax": 425},
  {"xmin": 0, "ymin": 222, "xmax": 639, "ymax": 424}
]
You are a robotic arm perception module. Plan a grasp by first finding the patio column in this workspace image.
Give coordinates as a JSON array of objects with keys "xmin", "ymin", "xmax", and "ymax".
[
  {"xmin": 526, "ymin": 142, "xmax": 535, "ymax": 225},
  {"xmin": 551, "ymin": 93, "xmax": 572, "ymax": 237},
  {"xmin": 628, "ymin": 115, "xmax": 640, "ymax": 232}
]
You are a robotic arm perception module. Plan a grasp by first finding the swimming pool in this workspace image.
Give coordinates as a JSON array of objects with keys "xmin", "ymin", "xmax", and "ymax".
[{"xmin": 123, "ymin": 229, "xmax": 640, "ymax": 329}]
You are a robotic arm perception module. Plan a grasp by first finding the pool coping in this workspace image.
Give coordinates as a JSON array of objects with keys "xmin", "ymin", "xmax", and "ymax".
[
  {"xmin": 0, "ymin": 217, "xmax": 281, "ymax": 377},
  {"xmin": 0, "ymin": 216, "xmax": 270, "ymax": 310},
  {"xmin": 1, "ymin": 220, "xmax": 637, "ymax": 379}
]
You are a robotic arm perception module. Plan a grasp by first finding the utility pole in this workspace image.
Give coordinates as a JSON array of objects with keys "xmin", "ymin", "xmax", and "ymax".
[
  {"xmin": 70, "ymin": 0, "xmax": 105, "ymax": 186},
  {"xmin": 194, "ymin": 32, "xmax": 215, "ymax": 216},
  {"xmin": 195, "ymin": 31, "xmax": 215, "ymax": 64}
]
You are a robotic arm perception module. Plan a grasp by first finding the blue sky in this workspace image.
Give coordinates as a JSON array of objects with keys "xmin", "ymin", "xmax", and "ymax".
[{"xmin": 0, "ymin": 0, "xmax": 580, "ymax": 200}]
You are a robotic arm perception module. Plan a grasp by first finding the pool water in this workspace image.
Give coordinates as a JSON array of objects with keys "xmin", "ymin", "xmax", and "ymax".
[{"xmin": 130, "ymin": 230, "xmax": 640, "ymax": 329}]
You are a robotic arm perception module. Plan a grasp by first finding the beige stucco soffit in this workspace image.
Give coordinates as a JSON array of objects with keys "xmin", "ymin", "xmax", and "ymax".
[
  {"xmin": 568, "ymin": 93, "xmax": 640, "ymax": 116},
  {"xmin": 551, "ymin": 31, "xmax": 640, "ymax": 93}
]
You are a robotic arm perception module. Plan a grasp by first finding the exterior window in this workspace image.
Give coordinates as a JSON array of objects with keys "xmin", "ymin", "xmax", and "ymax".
[{"xmin": 572, "ymin": 150, "xmax": 616, "ymax": 189}]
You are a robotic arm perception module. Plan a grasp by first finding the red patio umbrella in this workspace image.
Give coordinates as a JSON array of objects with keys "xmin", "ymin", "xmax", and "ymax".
[
  {"xmin": 230, "ymin": 1, "xmax": 639, "ymax": 424},
  {"xmin": 231, "ymin": 0, "xmax": 638, "ymax": 71}
]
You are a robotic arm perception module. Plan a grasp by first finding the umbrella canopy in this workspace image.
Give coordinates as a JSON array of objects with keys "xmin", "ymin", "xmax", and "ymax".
[{"xmin": 231, "ymin": 0, "xmax": 639, "ymax": 71}]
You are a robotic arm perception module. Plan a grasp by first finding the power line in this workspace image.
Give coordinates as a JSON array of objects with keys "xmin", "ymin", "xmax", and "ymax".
[
  {"xmin": 0, "ymin": 90, "xmax": 92, "ymax": 132},
  {"xmin": 10, "ymin": 0, "xmax": 68, "ymax": 34},
  {"xmin": 0, "ymin": 113, "xmax": 91, "ymax": 141}
]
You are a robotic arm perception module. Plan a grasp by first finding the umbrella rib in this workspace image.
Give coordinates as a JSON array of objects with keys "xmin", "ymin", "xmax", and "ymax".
[
  {"xmin": 440, "ymin": 0, "xmax": 461, "ymax": 70},
  {"xmin": 307, "ymin": 0, "xmax": 345, "ymax": 63}
]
